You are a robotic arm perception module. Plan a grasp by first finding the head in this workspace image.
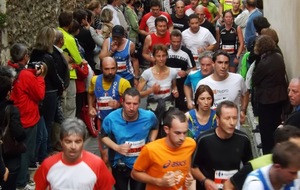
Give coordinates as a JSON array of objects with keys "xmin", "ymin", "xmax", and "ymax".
[
  {"xmin": 101, "ymin": 57, "xmax": 117, "ymax": 82},
  {"xmin": 68, "ymin": 19, "xmax": 81, "ymax": 36},
  {"xmin": 60, "ymin": 118, "xmax": 87, "ymax": 163},
  {"xmin": 54, "ymin": 29, "xmax": 64, "ymax": 47},
  {"xmin": 122, "ymin": 88, "xmax": 141, "ymax": 120},
  {"xmin": 0, "ymin": 76, "xmax": 12, "ymax": 101},
  {"xmin": 253, "ymin": 16, "xmax": 270, "ymax": 35},
  {"xmin": 232, "ymin": 0, "xmax": 241, "ymax": 12},
  {"xmin": 190, "ymin": 0, "xmax": 200, "ymax": 9},
  {"xmin": 194, "ymin": 85, "xmax": 214, "ymax": 111},
  {"xmin": 10, "ymin": 43, "xmax": 29, "ymax": 65},
  {"xmin": 188, "ymin": 14, "xmax": 200, "ymax": 33},
  {"xmin": 0, "ymin": 66, "xmax": 16, "ymax": 81},
  {"xmin": 155, "ymin": 16, "xmax": 168, "ymax": 36},
  {"xmin": 212, "ymin": 50, "xmax": 230, "ymax": 80},
  {"xmin": 195, "ymin": 5, "xmax": 205, "ymax": 23},
  {"xmin": 223, "ymin": 10, "xmax": 234, "ymax": 25},
  {"xmin": 164, "ymin": 109, "xmax": 188, "ymax": 148},
  {"xmin": 58, "ymin": 11, "xmax": 73, "ymax": 28},
  {"xmin": 254, "ymin": 35, "xmax": 276, "ymax": 55},
  {"xmin": 152, "ymin": 44, "xmax": 168, "ymax": 66},
  {"xmin": 86, "ymin": 0, "xmax": 101, "ymax": 15},
  {"xmin": 272, "ymin": 141, "xmax": 300, "ymax": 184},
  {"xmin": 112, "ymin": 25, "xmax": 125, "ymax": 40},
  {"xmin": 260, "ymin": 28, "xmax": 279, "ymax": 44},
  {"xmin": 216, "ymin": 101, "xmax": 238, "ymax": 138},
  {"xmin": 175, "ymin": 0, "xmax": 185, "ymax": 17},
  {"xmin": 199, "ymin": 51, "xmax": 214, "ymax": 76},
  {"xmin": 101, "ymin": 8, "xmax": 113, "ymax": 23},
  {"xmin": 201, "ymin": 0, "xmax": 208, "ymax": 6},
  {"xmin": 245, "ymin": 0, "xmax": 257, "ymax": 9},
  {"xmin": 274, "ymin": 125, "xmax": 300, "ymax": 146},
  {"xmin": 288, "ymin": 78, "xmax": 300, "ymax": 106},
  {"xmin": 73, "ymin": 9, "xmax": 88, "ymax": 26},
  {"xmin": 34, "ymin": 26, "xmax": 55, "ymax": 53},
  {"xmin": 170, "ymin": 29, "xmax": 182, "ymax": 51},
  {"xmin": 86, "ymin": 9, "xmax": 95, "ymax": 25},
  {"xmin": 150, "ymin": 0, "xmax": 161, "ymax": 17}
]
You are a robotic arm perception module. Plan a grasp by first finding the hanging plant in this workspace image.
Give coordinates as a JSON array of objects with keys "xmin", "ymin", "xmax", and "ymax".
[{"xmin": 0, "ymin": 12, "xmax": 7, "ymax": 28}]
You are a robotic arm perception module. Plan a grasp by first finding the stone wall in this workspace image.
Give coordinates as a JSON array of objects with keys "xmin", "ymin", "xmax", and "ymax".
[{"xmin": 0, "ymin": 0, "xmax": 95, "ymax": 64}]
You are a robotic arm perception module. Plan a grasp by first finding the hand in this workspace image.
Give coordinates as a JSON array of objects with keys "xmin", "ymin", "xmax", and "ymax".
[
  {"xmin": 158, "ymin": 171, "xmax": 176, "ymax": 187},
  {"xmin": 197, "ymin": 47, "xmax": 206, "ymax": 54},
  {"xmin": 37, "ymin": 63, "xmax": 48, "ymax": 78},
  {"xmin": 82, "ymin": 59, "xmax": 88, "ymax": 65},
  {"xmin": 137, "ymin": 6, "xmax": 144, "ymax": 13},
  {"xmin": 3, "ymin": 167, "xmax": 9, "ymax": 182},
  {"xmin": 134, "ymin": 78, "xmax": 139, "ymax": 87},
  {"xmin": 110, "ymin": 40, "xmax": 118, "ymax": 52},
  {"xmin": 177, "ymin": 70, "xmax": 187, "ymax": 78},
  {"xmin": 223, "ymin": 179, "xmax": 235, "ymax": 190},
  {"xmin": 187, "ymin": 100, "xmax": 195, "ymax": 110},
  {"xmin": 240, "ymin": 111, "xmax": 246, "ymax": 124},
  {"xmin": 89, "ymin": 107, "xmax": 97, "ymax": 118},
  {"xmin": 117, "ymin": 143, "xmax": 132, "ymax": 156},
  {"xmin": 172, "ymin": 89, "xmax": 179, "ymax": 98},
  {"xmin": 185, "ymin": 173, "xmax": 194, "ymax": 188},
  {"xmin": 108, "ymin": 100, "xmax": 119, "ymax": 109},
  {"xmin": 204, "ymin": 178, "xmax": 218, "ymax": 190},
  {"xmin": 233, "ymin": 57, "xmax": 239, "ymax": 65},
  {"xmin": 152, "ymin": 83, "xmax": 161, "ymax": 94}
]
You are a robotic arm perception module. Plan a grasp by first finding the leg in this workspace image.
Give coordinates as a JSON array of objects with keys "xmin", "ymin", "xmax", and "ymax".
[{"xmin": 111, "ymin": 166, "xmax": 130, "ymax": 190}]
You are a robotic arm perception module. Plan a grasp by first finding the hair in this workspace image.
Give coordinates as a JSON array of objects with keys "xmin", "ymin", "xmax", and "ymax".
[
  {"xmin": 58, "ymin": 11, "xmax": 73, "ymax": 27},
  {"xmin": 123, "ymin": 87, "xmax": 141, "ymax": 102},
  {"xmin": 150, "ymin": 0, "xmax": 161, "ymax": 8},
  {"xmin": 60, "ymin": 118, "xmax": 87, "ymax": 141},
  {"xmin": 68, "ymin": 19, "xmax": 81, "ymax": 35},
  {"xmin": 246, "ymin": 0, "xmax": 257, "ymax": 7},
  {"xmin": 188, "ymin": 13, "xmax": 199, "ymax": 22},
  {"xmin": 261, "ymin": 28, "xmax": 279, "ymax": 44},
  {"xmin": 85, "ymin": 9, "xmax": 94, "ymax": 23},
  {"xmin": 272, "ymin": 141, "xmax": 300, "ymax": 168},
  {"xmin": 253, "ymin": 16, "xmax": 270, "ymax": 34},
  {"xmin": 212, "ymin": 50, "xmax": 230, "ymax": 62},
  {"xmin": 216, "ymin": 101, "xmax": 238, "ymax": 117},
  {"xmin": 254, "ymin": 35, "xmax": 276, "ymax": 55},
  {"xmin": 152, "ymin": 44, "xmax": 168, "ymax": 56},
  {"xmin": 10, "ymin": 43, "xmax": 28, "ymax": 63},
  {"xmin": 0, "ymin": 76, "xmax": 12, "ymax": 100},
  {"xmin": 101, "ymin": 9, "xmax": 113, "ymax": 23},
  {"xmin": 274, "ymin": 125, "xmax": 300, "ymax": 144},
  {"xmin": 54, "ymin": 29, "xmax": 64, "ymax": 45},
  {"xmin": 194, "ymin": 85, "xmax": 214, "ymax": 110},
  {"xmin": 164, "ymin": 109, "xmax": 187, "ymax": 128},
  {"xmin": 199, "ymin": 51, "xmax": 213, "ymax": 62},
  {"xmin": 170, "ymin": 29, "xmax": 182, "ymax": 38},
  {"xmin": 0, "ymin": 66, "xmax": 16, "ymax": 79},
  {"xmin": 34, "ymin": 26, "xmax": 55, "ymax": 53},
  {"xmin": 223, "ymin": 9, "xmax": 234, "ymax": 18},
  {"xmin": 86, "ymin": 0, "xmax": 101, "ymax": 10},
  {"xmin": 154, "ymin": 16, "xmax": 168, "ymax": 26},
  {"xmin": 73, "ymin": 9, "xmax": 88, "ymax": 25},
  {"xmin": 107, "ymin": 0, "xmax": 114, "ymax": 4}
]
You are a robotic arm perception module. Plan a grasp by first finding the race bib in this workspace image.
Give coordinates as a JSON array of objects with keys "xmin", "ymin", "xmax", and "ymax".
[
  {"xmin": 214, "ymin": 170, "xmax": 237, "ymax": 189},
  {"xmin": 222, "ymin": 45, "xmax": 235, "ymax": 54},
  {"xmin": 117, "ymin": 61, "xmax": 127, "ymax": 72},
  {"xmin": 97, "ymin": 96, "xmax": 113, "ymax": 110},
  {"xmin": 125, "ymin": 139, "xmax": 145, "ymax": 157}
]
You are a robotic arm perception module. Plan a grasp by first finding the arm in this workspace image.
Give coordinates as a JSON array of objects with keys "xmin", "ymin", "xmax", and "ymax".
[
  {"xmin": 215, "ymin": 27, "xmax": 220, "ymax": 50},
  {"xmin": 101, "ymin": 136, "xmax": 131, "ymax": 156},
  {"xmin": 211, "ymin": 7, "xmax": 221, "ymax": 24},
  {"xmin": 206, "ymin": 44, "xmax": 216, "ymax": 51},
  {"xmin": 171, "ymin": 79, "xmax": 179, "ymax": 98},
  {"xmin": 240, "ymin": 90, "xmax": 249, "ymax": 124},
  {"xmin": 191, "ymin": 167, "xmax": 218, "ymax": 190},
  {"xmin": 148, "ymin": 129, "xmax": 158, "ymax": 142},
  {"xmin": 130, "ymin": 42, "xmax": 139, "ymax": 86},
  {"xmin": 142, "ymin": 35, "xmax": 155, "ymax": 63},
  {"xmin": 90, "ymin": 27, "xmax": 104, "ymax": 47},
  {"xmin": 136, "ymin": 77, "xmax": 152, "ymax": 98},
  {"xmin": 236, "ymin": 26, "xmax": 244, "ymax": 59},
  {"xmin": 126, "ymin": 8, "xmax": 140, "ymax": 34},
  {"xmin": 184, "ymin": 84, "xmax": 194, "ymax": 110},
  {"xmin": 88, "ymin": 76, "xmax": 97, "ymax": 117},
  {"xmin": 139, "ymin": 15, "xmax": 150, "ymax": 36},
  {"xmin": 99, "ymin": 38, "xmax": 118, "ymax": 60}
]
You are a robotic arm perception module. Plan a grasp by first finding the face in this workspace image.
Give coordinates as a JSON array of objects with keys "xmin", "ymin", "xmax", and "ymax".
[
  {"xmin": 216, "ymin": 107, "xmax": 238, "ymax": 137},
  {"xmin": 232, "ymin": 0, "xmax": 240, "ymax": 11},
  {"xmin": 170, "ymin": 35, "xmax": 182, "ymax": 51},
  {"xmin": 151, "ymin": 6, "xmax": 161, "ymax": 17},
  {"xmin": 61, "ymin": 134, "xmax": 84, "ymax": 163},
  {"xmin": 202, "ymin": 0, "xmax": 208, "ymax": 5},
  {"xmin": 102, "ymin": 59, "xmax": 117, "ymax": 81},
  {"xmin": 175, "ymin": 1, "xmax": 185, "ymax": 17},
  {"xmin": 156, "ymin": 21, "xmax": 168, "ymax": 36},
  {"xmin": 164, "ymin": 118, "xmax": 188, "ymax": 148},
  {"xmin": 190, "ymin": 0, "xmax": 199, "ymax": 8},
  {"xmin": 200, "ymin": 57, "xmax": 213, "ymax": 76},
  {"xmin": 289, "ymin": 137, "xmax": 300, "ymax": 147},
  {"xmin": 288, "ymin": 79, "xmax": 300, "ymax": 106},
  {"xmin": 197, "ymin": 91, "xmax": 213, "ymax": 111},
  {"xmin": 195, "ymin": 8, "xmax": 205, "ymax": 22},
  {"xmin": 122, "ymin": 95, "xmax": 140, "ymax": 120},
  {"xmin": 112, "ymin": 36, "xmax": 123, "ymax": 46},
  {"xmin": 223, "ymin": 12, "xmax": 233, "ymax": 25},
  {"xmin": 213, "ymin": 55, "xmax": 230, "ymax": 79},
  {"xmin": 95, "ymin": 5, "xmax": 101, "ymax": 15},
  {"xmin": 276, "ymin": 164, "xmax": 300, "ymax": 185},
  {"xmin": 189, "ymin": 18, "xmax": 200, "ymax": 33},
  {"xmin": 154, "ymin": 50, "xmax": 168, "ymax": 66}
]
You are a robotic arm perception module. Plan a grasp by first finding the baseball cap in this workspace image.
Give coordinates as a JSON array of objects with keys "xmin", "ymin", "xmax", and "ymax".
[{"xmin": 112, "ymin": 25, "xmax": 125, "ymax": 37}]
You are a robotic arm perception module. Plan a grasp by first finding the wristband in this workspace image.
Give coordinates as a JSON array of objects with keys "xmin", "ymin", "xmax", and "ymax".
[{"xmin": 201, "ymin": 178, "xmax": 207, "ymax": 186}]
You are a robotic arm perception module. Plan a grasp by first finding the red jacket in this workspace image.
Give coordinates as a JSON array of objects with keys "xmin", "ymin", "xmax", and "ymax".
[
  {"xmin": 10, "ymin": 69, "xmax": 45, "ymax": 128},
  {"xmin": 74, "ymin": 63, "xmax": 88, "ymax": 93}
]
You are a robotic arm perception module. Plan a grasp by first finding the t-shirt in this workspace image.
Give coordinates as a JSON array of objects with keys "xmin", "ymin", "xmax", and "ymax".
[
  {"xmin": 141, "ymin": 67, "xmax": 177, "ymax": 99},
  {"xmin": 243, "ymin": 164, "xmax": 299, "ymax": 190},
  {"xmin": 184, "ymin": 70, "xmax": 204, "ymax": 94},
  {"xmin": 192, "ymin": 128, "xmax": 253, "ymax": 190},
  {"xmin": 133, "ymin": 137, "xmax": 196, "ymax": 190},
  {"xmin": 196, "ymin": 73, "xmax": 247, "ymax": 109},
  {"xmin": 34, "ymin": 151, "xmax": 115, "ymax": 190},
  {"xmin": 139, "ymin": 11, "xmax": 173, "ymax": 34},
  {"xmin": 171, "ymin": 13, "xmax": 189, "ymax": 32}
]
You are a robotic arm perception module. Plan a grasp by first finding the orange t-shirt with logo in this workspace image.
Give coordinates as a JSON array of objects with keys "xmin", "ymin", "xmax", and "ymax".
[{"xmin": 133, "ymin": 137, "xmax": 196, "ymax": 190}]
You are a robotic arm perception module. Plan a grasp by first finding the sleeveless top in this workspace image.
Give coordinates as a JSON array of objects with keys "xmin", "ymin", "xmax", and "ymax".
[{"xmin": 219, "ymin": 24, "xmax": 239, "ymax": 54}]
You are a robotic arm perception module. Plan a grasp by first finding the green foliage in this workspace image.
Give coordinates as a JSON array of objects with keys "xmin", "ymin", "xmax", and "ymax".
[{"xmin": 0, "ymin": 12, "xmax": 7, "ymax": 27}]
